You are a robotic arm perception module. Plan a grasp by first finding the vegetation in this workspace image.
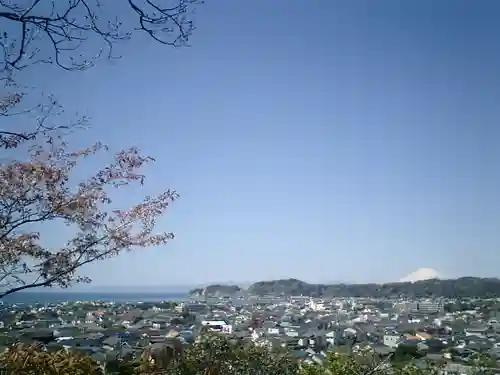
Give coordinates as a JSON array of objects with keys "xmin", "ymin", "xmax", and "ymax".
[
  {"xmin": 0, "ymin": 334, "xmax": 298, "ymax": 375},
  {"xmin": 0, "ymin": 343, "xmax": 102, "ymax": 375},
  {"xmin": 246, "ymin": 277, "xmax": 500, "ymax": 298},
  {"xmin": 1, "ymin": 333, "xmax": 495, "ymax": 375}
]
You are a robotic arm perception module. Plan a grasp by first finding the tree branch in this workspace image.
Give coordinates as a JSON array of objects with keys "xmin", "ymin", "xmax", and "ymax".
[{"xmin": 0, "ymin": 0, "xmax": 202, "ymax": 75}]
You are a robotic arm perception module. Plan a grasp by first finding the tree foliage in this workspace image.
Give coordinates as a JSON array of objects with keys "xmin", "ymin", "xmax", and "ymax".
[
  {"xmin": 0, "ymin": 343, "xmax": 102, "ymax": 375},
  {"xmin": 0, "ymin": 334, "xmax": 299, "ymax": 375},
  {"xmin": 0, "ymin": 0, "xmax": 201, "ymax": 76},
  {"xmin": 173, "ymin": 333, "xmax": 298, "ymax": 375},
  {"xmin": 300, "ymin": 352, "xmax": 444, "ymax": 375},
  {"xmin": 246, "ymin": 277, "xmax": 500, "ymax": 298},
  {"xmin": 3, "ymin": 335, "xmax": 492, "ymax": 375}
]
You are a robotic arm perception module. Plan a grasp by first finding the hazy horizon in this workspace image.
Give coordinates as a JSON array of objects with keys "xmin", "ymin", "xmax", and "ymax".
[{"xmin": 31, "ymin": 272, "xmax": 500, "ymax": 293}]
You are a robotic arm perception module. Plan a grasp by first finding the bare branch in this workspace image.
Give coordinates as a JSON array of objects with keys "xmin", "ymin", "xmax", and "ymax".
[
  {"xmin": 1, "ymin": 92, "xmax": 87, "ymax": 149},
  {"xmin": 0, "ymin": 0, "xmax": 202, "ymax": 76}
]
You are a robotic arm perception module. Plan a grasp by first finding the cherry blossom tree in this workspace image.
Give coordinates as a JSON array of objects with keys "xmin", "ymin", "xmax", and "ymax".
[
  {"xmin": 0, "ymin": 100, "xmax": 178, "ymax": 298},
  {"xmin": 0, "ymin": 1, "xmax": 194, "ymax": 298},
  {"xmin": 0, "ymin": 91, "xmax": 74, "ymax": 148}
]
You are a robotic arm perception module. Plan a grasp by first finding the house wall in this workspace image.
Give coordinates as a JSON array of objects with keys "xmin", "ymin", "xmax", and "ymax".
[{"xmin": 383, "ymin": 334, "xmax": 402, "ymax": 348}]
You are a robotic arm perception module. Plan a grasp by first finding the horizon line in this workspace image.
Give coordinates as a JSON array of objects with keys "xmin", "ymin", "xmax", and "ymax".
[{"xmin": 20, "ymin": 275, "xmax": 500, "ymax": 293}]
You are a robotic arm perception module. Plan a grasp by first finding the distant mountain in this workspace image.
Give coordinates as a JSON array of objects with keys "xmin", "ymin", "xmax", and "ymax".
[
  {"xmin": 189, "ymin": 284, "xmax": 242, "ymax": 297},
  {"xmin": 244, "ymin": 277, "xmax": 500, "ymax": 298},
  {"xmin": 399, "ymin": 268, "xmax": 443, "ymax": 283}
]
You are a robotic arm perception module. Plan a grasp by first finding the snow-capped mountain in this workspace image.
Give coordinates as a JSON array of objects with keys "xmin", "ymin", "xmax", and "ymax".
[{"xmin": 399, "ymin": 268, "xmax": 443, "ymax": 283}]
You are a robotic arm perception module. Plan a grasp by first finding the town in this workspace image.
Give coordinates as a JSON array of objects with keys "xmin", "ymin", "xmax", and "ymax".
[{"xmin": 1, "ymin": 289, "xmax": 500, "ymax": 374}]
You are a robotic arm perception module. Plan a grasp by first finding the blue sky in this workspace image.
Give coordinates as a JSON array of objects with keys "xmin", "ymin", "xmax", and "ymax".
[{"xmin": 13, "ymin": 0, "xmax": 500, "ymax": 287}]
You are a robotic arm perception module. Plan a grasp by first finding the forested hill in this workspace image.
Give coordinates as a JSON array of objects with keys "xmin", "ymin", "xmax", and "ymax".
[
  {"xmin": 246, "ymin": 277, "xmax": 500, "ymax": 298},
  {"xmin": 189, "ymin": 284, "xmax": 241, "ymax": 297}
]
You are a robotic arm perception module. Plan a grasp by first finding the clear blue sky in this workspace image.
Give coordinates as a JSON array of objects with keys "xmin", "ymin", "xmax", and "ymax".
[{"xmin": 18, "ymin": 0, "xmax": 500, "ymax": 286}]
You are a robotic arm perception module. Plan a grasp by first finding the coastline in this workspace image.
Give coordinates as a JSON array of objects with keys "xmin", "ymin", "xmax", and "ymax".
[{"xmin": 0, "ymin": 291, "xmax": 189, "ymax": 304}]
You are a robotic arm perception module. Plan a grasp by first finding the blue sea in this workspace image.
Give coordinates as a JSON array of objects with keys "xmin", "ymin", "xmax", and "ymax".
[{"xmin": 0, "ymin": 291, "xmax": 188, "ymax": 305}]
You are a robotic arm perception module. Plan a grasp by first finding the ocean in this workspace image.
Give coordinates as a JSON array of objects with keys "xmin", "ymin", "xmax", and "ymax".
[{"xmin": 0, "ymin": 291, "xmax": 189, "ymax": 305}]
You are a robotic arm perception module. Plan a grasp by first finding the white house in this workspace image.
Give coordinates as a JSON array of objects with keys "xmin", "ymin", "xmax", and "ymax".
[
  {"xmin": 383, "ymin": 333, "xmax": 403, "ymax": 348},
  {"xmin": 267, "ymin": 327, "xmax": 280, "ymax": 335},
  {"xmin": 201, "ymin": 319, "xmax": 232, "ymax": 334}
]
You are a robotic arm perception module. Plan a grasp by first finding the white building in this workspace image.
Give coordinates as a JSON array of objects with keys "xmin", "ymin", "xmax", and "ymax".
[
  {"xmin": 308, "ymin": 299, "xmax": 325, "ymax": 311},
  {"xmin": 201, "ymin": 319, "xmax": 232, "ymax": 334}
]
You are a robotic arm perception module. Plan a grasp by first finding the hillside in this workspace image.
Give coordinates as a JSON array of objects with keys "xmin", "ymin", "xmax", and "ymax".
[
  {"xmin": 246, "ymin": 277, "xmax": 500, "ymax": 298},
  {"xmin": 189, "ymin": 284, "xmax": 241, "ymax": 297}
]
